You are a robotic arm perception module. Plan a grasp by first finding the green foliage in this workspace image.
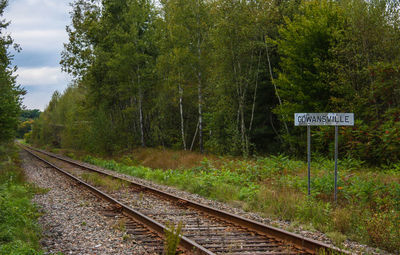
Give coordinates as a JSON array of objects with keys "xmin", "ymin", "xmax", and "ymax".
[
  {"xmin": 16, "ymin": 119, "xmax": 34, "ymax": 139},
  {"xmin": 81, "ymin": 152, "xmax": 400, "ymax": 252},
  {"xmin": 29, "ymin": 0, "xmax": 400, "ymax": 164},
  {"xmin": 0, "ymin": 145, "xmax": 42, "ymax": 254},
  {"xmin": 0, "ymin": 0, "xmax": 24, "ymax": 145},
  {"xmin": 273, "ymin": 0, "xmax": 400, "ymax": 163},
  {"xmin": 19, "ymin": 109, "xmax": 41, "ymax": 122},
  {"xmin": 163, "ymin": 221, "xmax": 183, "ymax": 255},
  {"xmin": 273, "ymin": 0, "xmax": 346, "ymax": 153},
  {"xmin": 17, "ymin": 110, "xmax": 41, "ymax": 140},
  {"xmin": 206, "ymin": 0, "xmax": 282, "ymax": 156},
  {"xmin": 80, "ymin": 172, "xmax": 126, "ymax": 191}
]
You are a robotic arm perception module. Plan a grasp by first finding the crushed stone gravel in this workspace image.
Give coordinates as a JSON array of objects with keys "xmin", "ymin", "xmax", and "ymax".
[{"xmin": 21, "ymin": 150, "xmax": 160, "ymax": 255}]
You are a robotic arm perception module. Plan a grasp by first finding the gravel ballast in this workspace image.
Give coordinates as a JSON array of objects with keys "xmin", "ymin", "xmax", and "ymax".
[{"xmin": 21, "ymin": 150, "xmax": 158, "ymax": 255}]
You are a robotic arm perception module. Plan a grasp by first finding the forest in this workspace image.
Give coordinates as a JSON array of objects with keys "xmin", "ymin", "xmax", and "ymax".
[{"xmin": 27, "ymin": 0, "xmax": 400, "ymax": 164}]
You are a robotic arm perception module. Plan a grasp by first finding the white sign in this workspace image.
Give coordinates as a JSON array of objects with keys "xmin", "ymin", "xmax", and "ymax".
[{"xmin": 294, "ymin": 113, "xmax": 354, "ymax": 126}]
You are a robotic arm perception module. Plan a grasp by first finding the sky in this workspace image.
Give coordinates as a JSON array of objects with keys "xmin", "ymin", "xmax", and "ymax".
[{"xmin": 5, "ymin": 0, "xmax": 73, "ymax": 111}]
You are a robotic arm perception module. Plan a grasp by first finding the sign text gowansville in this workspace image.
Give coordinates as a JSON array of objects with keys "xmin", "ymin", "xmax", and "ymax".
[{"xmin": 295, "ymin": 113, "xmax": 354, "ymax": 126}]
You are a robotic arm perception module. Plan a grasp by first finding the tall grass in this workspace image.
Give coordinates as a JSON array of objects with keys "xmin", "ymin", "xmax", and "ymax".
[
  {"xmin": 163, "ymin": 221, "xmax": 183, "ymax": 255},
  {"xmin": 66, "ymin": 149, "xmax": 399, "ymax": 253},
  {"xmin": 80, "ymin": 172, "xmax": 127, "ymax": 191}
]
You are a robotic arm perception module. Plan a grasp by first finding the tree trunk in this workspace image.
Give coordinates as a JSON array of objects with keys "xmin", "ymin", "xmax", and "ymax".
[
  {"xmin": 179, "ymin": 84, "xmax": 187, "ymax": 150},
  {"xmin": 249, "ymin": 50, "xmax": 262, "ymax": 132},
  {"xmin": 240, "ymin": 98, "xmax": 248, "ymax": 156},
  {"xmin": 197, "ymin": 79, "xmax": 203, "ymax": 153},
  {"xmin": 138, "ymin": 86, "xmax": 145, "ymax": 147},
  {"xmin": 265, "ymin": 41, "xmax": 290, "ymax": 138},
  {"xmin": 190, "ymin": 120, "xmax": 199, "ymax": 151},
  {"xmin": 196, "ymin": 0, "xmax": 204, "ymax": 153},
  {"xmin": 137, "ymin": 68, "xmax": 145, "ymax": 147}
]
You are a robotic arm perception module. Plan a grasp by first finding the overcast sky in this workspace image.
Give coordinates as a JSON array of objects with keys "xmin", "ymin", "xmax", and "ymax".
[{"xmin": 5, "ymin": 0, "xmax": 72, "ymax": 111}]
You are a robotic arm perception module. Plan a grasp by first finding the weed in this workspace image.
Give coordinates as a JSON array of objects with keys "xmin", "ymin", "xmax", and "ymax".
[
  {"xmin": 122, "ymin": 234, "xmax": 131, "ymax": 241},
  {"xmin": 164, "ymin": 221, "xmax": 183, "ymax": 255},
  {"xmin": 66, "ymin": 152, "xmax": 75, "ymax": 158},
  {"xmin": 80, "ymin": 172, "xmax": 126, "ymax": 191},
  {"xmin": 317, "ymin": 248, "xmax": 347, "ymax": 255},
  {"xmin": 326, "ymin": 231, "xmax": 346, "ymax": 248},
  {"xmin": 79, "ymin": 201, "xmax": 89, "ymax": 207},
  {"xmin": 112, "ymin": 219, "xmax": 127, "ymax": 232},
  {"xmin": 331, "ymin": 207, "xmax": 351, "ymax": 234}
]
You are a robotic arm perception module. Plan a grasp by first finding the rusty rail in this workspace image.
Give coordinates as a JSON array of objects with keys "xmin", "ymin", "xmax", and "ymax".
[
  {"xmin": 22, "ymin": 146, "xmax": 214, "ymax": 255},
  {"xmin": 22, "ymin": 145, "xmax": 348, "ymax": 254}
]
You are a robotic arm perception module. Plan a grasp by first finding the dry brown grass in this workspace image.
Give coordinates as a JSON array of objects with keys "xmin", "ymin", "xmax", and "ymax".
[{"xmin": 128, "ymin": 148, "xmax": 219, "ymax": 170}]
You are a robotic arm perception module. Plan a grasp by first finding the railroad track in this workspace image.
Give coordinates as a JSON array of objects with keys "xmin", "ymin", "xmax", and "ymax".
[{"xmin": 21, "ymin": 145, "xmax": 346, "ymax": 255}]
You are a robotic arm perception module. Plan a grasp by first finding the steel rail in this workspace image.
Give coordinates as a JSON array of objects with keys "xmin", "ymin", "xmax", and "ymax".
[
  {"xmin": 22, "ymin": 146, "xmax": 214, "ymax": 255},
  {"xmin": 24, "ymin": 145, "xmax": 348, "ymax": 254}
]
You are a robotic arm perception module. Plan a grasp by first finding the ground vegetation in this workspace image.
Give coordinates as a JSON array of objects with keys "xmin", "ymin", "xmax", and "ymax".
[
  {"xmin": 50, "ymin": 147, "xmax": 399, "ymax": 253},
  {"xmin": 0, "ymin": 145, "xmax": 43, "ymax": 254}
]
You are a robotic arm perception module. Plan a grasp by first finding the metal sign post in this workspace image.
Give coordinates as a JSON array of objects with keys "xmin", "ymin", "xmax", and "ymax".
[
  {"xmin": 295, "ymin": 113, "xmax": 354, "ymax": 201},
  {"xmin": 307, "ymin": 126, "xmax": 311, "ymax": 196},
  {"xmin": 334, "ymin": 126, "xmax": 338, "ymax": 201}
]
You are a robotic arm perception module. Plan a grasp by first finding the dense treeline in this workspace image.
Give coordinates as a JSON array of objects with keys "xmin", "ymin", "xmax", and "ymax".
[
  {"xmin": 16, "ymin": 109, "xmax": 41, "ymax": 139},
  {"xmin": 0, "ymin": 0, "xmax": 24, "ymax": 146},
  {"xmin": 30, "ymin": 0, "xmax": 400, "ymax": 164}
]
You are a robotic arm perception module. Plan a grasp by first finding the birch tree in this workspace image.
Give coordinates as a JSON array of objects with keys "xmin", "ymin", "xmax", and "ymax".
[{"xmin": 158, "ymin": 0, "xmax": 210, "ymax": 151}]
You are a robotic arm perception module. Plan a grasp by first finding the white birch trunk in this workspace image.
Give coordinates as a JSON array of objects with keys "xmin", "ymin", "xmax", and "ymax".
[
  {"xmin": 179, "ymin": 84, "xmax": 186, "ymax": 150},
  {"xmin": 196, "ymin": 0, "xmax": 204, "ymax": 153},
  {"xmin": 265, "ymin": 41, "xmax": 290, "ymax": 137},
  {"xmin": 138, "ymin": 86, "xmax": 145, "ymax": 147}
]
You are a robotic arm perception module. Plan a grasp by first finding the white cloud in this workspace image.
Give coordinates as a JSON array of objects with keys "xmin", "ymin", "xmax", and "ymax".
[
  {"xmin": 4, "ymin": 0, "xmax": 72, "ymax": 65},
  {"xmin": 22, "ymin": 91, "xmax": 52, "ymax": 111},
  {"xmin": 5, "ymin": 0, "xmax": 71, "ymax": 29},
  {"xmin": 16, "ymin": 66, "xmax": 70, "ymax": 87},
  {"xmin": 2, "ymin": 0, "xmax": 73, "ymax": 110},
  {"xmin": 12, "ymin": 29, "xmax": 68, "ymax": 52}
]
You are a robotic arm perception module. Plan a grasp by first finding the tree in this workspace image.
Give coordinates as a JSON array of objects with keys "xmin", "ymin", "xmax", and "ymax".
[
  {"xmin": 19, "ymin": 109, "xmax": 41, "ymax": 121},
  {"xmin": 273, "ymin": 0, "xmax": 345, "ymax": 153},
  {"xmin": 157, "ymin": 0, "xmax": 210, "ymax": 152},
  {"xmin": 207, "ymin": 0, "xmax": 281, "ymax": 156},
  {"xmin": 0, "ymin": 0, "xmax": 24, "ymax": 144},
  {"xmin": 61, "ymin": 0, "xmax": 101, "ymax": 79}
]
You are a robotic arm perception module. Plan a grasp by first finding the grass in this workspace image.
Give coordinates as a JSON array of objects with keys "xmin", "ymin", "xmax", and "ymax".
[
  {"xmin": 112, "ymin": 219, "xmax": 127, "ymax": 232},
  {"xmin": 80, "ymin": 172, "xmax": 127, "ymax": 192},
  {"xmin": 164, "ymin": 221, "xmax": 183, "ymax": 255},
  {"xmin": 45, "ymin": 146, "xmax": 400, "ymax": 253},
  {"xmin": 0, "ymin": 144, "xmax": 43, "ymax": 254}
]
